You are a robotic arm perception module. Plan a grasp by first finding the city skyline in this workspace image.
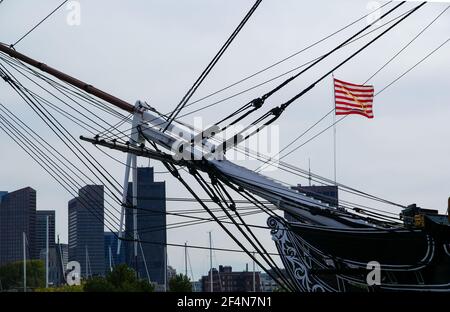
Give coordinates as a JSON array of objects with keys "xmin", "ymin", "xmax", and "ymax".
[{"xmin": 0, "ymin": 183, "xmax": 268, "ymax": 291}]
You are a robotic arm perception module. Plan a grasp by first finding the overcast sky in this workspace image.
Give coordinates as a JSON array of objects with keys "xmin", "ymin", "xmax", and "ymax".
[{"xmin": 0, "ymin": 0, "xmax": 449, "ymax": 279}]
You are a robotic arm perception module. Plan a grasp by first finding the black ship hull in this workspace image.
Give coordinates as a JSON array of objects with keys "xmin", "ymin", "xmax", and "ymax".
[{"xmin": 268, "ymin": 217, "xmax": 450, "ymax": 292}]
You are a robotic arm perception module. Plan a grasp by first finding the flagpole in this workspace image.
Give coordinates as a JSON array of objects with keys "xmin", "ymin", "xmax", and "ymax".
[{"xmin": 332, "ymin": 73, "xmax": 337, "ymax": 185}]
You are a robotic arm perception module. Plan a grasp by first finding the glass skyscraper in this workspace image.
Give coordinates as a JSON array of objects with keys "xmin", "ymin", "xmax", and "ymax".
[
  {"xmin": 36, "ymin": 210, "xmax": 56, "ymax": 256},
  {"xmin": 125, "ymin": 167, "xmax": 166, "ymax": 285},
  {"xmin": 0, "ymin": 187, "xmax": 37, "ymax": 265},
  {"xmin": 68, "ymin": 185, "xmax": 105, "ymax": 277},
  {"xmin": 104, "ymin": 231, "xmax": 126, "ymax": 273}
]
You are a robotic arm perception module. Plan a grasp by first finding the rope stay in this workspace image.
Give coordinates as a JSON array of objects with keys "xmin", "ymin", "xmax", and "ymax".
[
  {"xmin": 190, "ymin": 1, "xmax": 410, "ymax": 148},
  {"xmin": 232, "ymin": 1, "xmax": 425, "ymax": 145},
  {"xmin": 256, "ymin": 3, "xmax": 449, "ymax": 174},
  {"xmin": 11, "ymin": 0, "xmax": 69, "ymax": 48},
  {"xmin": 163, "ymin": 0, "xmax": 263, "ymax": 132}
]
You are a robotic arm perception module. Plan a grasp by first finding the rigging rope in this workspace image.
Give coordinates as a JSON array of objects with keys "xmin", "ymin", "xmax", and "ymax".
[
  {"xmin": 257, "ymin": 3, "xmax": 449, "ymax": 174},
  {"xmin": 0, "ymin": 65, "xmax": 127, "ymax": 224},
  {"xmin": 188, "ymin": 2, "xmax": 408, "ymax": 143},
  {"xmin": 276, "ymin": 35, "xmax": 450, "ymax": 165},
  {"xmin": 145, "ymin": 137, "xmax": 294, "ymax": 290},
  {"xmin": 163, "ymin": 0, "xmax": 263, "ymax": 132},
  {"xmin": 1, "ymin": 53, "xmax": 407, "ymax": 214},
  {"xmin": 179, "ymin": 1, "xmax": 393, "ymax": 112},
  {"xmin": 102, "ymin": 6, "xmax": 418, "ymax": 143},
  {"xmin": 0, "ymin": 70, "xmax": 292, "ymax": 286},
  {"xmin": 11, "ymin": 0, "xmax": 68, "ymax": 48},
  {"xmin": 363, "ymin": 4, "xmax": 450, "ymax": 84},
  {"xmin": 242, "ymin": 2, "xmax": 425, "ymax": 133}
]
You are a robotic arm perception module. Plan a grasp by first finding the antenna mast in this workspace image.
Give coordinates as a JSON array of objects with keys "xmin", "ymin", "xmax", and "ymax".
[
  {"xmin": 209, "ymin": 231, "xmax": 213, "ymax": 292},
  {"xmin": 23, "ymin": 232, "xmax": 26, "ymax": 292},
  {"xmin": 46, "ymin": 215, "xmax": 49, "ymax": 288},
  {"xmin": 184, "ymin": 242, "xmax": 188, "ymax": 277}
]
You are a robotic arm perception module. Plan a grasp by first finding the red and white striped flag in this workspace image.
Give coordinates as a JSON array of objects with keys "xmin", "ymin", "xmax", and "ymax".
[{"xmin": 334, "ymin": 78, "xmax": 374, "ymax": 119}]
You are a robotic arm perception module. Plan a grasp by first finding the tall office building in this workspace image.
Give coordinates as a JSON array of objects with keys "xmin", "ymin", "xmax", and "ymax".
[
  {"xmin": 0, "ymin": 191, "xmax": 7, "ymax": 202},
  {"xmin": 36, "ymin": 210, "xmax": 56, "ymax": 256},
  {"xmin": 68, "ymin": 185, "xmax": 105, "ymax": 277},
  {"xmin": 104, "ymin": 231, "xmax": 125, "ymax": 273},
  {"xmin": 0, "ymin": 187, "xmax": 37, "ymax": 265},
  {"xmin": 0, "ymin": 190, "xmax": 6, "ymax": 265},
  {"xmin": 125, "ymin": 167, "xmax": 166, "ymax": 285}
]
